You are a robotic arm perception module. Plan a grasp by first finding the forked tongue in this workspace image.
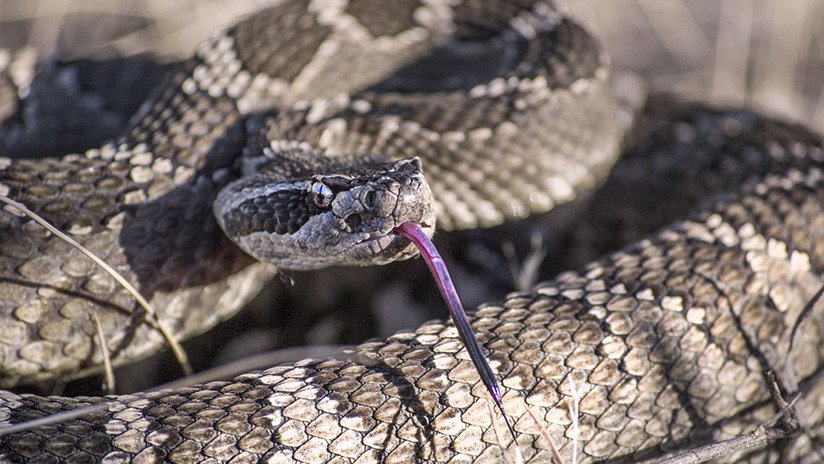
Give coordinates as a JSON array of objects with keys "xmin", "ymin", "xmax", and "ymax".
[{"xmin": 394, "ymin": 222, "xmax": 518, "ymax": 449}]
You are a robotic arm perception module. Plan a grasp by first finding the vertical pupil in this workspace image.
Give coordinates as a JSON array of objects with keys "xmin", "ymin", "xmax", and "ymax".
[{"xmin": 313, "ymin": 182, "xmax": 331, "ymax": 207}]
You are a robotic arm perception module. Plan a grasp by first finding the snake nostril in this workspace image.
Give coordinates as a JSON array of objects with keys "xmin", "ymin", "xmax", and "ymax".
[
  {"xmin": 363, "ymin": 190, "xmax": 377, "ymax": 210},
  {"xmin": 346, "ymin": 213, "xmax": 363, "ymax": 231}
]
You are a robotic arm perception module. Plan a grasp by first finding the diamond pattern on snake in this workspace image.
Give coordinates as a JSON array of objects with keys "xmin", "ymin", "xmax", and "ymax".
[{"xmin": 0, "ymin": 1, "xmax": 822, "ymax": 463}]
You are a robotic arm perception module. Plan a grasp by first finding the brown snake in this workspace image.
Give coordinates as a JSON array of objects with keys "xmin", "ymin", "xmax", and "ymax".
[{"xmin": 1, "ymin": 0, "xmax": 824, "ymax": 462}]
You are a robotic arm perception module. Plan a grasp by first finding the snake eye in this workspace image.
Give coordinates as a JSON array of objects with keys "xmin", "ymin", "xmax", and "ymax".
[{"xmin": 309, "ymin": 181, "xmax": 334, "ymax": 208}]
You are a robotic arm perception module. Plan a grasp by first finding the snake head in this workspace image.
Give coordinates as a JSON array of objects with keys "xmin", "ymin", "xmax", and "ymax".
[{"xmin": 215, "ymin": 156, "xmax": 436, "ymax": 270}]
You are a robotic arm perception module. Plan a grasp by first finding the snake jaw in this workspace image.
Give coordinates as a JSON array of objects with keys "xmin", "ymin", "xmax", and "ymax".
[
  {"xmin": 362, "ymin": 220, "xmax": 434, "ymax": 242},
  {"xmin": 354, "ymin": 220, "xmax": 435, "ymax": 261}
]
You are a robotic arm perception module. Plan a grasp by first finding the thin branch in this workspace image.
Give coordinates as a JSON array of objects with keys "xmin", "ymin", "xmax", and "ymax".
[
  {"xmin": 644, "ymin": 427, "xmax": 786, "ymax": 464},
  {"xmin": 0, "ymin": 194, "xmax": 192, "ymax": 376},
  {"xmin": 644, "ymin": 372, "xmax": 802, "ymax": 464},
  {"xmin": 788, "ymin": 283, "xmax": 824, "ymax": 364}
]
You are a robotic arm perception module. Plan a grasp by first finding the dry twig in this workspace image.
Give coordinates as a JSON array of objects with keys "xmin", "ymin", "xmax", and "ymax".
[{"xmin": 0, "ymin": 193, "xmax": 192, "ymax": 376}]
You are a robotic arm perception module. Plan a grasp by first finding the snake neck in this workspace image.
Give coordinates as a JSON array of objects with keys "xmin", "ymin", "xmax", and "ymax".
[{"xmin": 214, "ymin": 115, "xmax": 436, "ymax": 270}]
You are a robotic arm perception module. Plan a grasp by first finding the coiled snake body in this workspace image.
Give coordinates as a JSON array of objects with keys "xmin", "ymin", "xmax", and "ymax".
[{"xmin": 1, "ymin": 1, "xmax": 823, "ymax": 462}]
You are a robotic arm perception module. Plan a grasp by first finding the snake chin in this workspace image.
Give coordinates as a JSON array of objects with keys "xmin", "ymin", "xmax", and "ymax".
[{"xmin": 353, "ymin": 221, "xmax": 435, "ymax": 264}]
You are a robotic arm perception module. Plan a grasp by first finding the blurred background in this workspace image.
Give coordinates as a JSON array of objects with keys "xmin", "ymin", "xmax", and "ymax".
[
  {"xmin": 2, "ymin": 0, "xmax": 823, "ymax": 394},
  {"xmin": 2, "ymin": 0, "xmax": 822, "ymax": 130}
]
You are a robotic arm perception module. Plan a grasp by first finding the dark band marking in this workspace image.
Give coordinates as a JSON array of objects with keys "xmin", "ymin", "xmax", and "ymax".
[
  {"xmin": 230, "ymin": 0, "xmax": 333, "ymax": 82},
  {"xmin": 345, "ymin": 0, "xmax": 420, "ymax": 37},
  {"xmin": 222, "ymin": 188, "xmax": 322, "ymax": 237}
]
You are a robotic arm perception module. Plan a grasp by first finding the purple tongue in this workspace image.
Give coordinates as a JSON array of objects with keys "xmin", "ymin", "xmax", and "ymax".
[{"xmin": 394, "ymin": 222, "xmax": 514, "ymax": 439}]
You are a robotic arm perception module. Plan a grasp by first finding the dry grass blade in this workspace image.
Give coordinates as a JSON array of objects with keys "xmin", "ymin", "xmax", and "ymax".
[
  {"xmin": 567, "ymin": 376, "xmax": 581, "ymax": 464},
  {"xmin": 710, "ymin": 0, "xmax": 752, "ymax": 105},
  {"xmin": 524, "ymin": 406, "xmax": 565, "ymax": 464},
  {"xmin": 0, "ymin": 193, "xmax": 192, "ymax": 376},
  {"xmin": 637, "ymin": 0, "xmax": 709, "ymax": 65},
  {"xmin": 0, "ymin": 402, "xmax": 113, "ymax": 437},
  {"xmin": 749, "ymin": 0, "xmax": 814, "ymax": 118},
  {"xmin": 157, "ymin": 344, "xmax": 351, "ymax": 390},
  {"xmin": 502, "ymin": 231, "xmax": 547, "ymax": 292},
  {"xmin": 0, "ymin": 344, "xmax": 353, "ymax": 436},
  {"xmin": 91, "ymin": 311, "xmax": 116, "ymax": 394},
  {"xmin": 486, "ymin": 398, "xmax": 523, "ymax": 464}
]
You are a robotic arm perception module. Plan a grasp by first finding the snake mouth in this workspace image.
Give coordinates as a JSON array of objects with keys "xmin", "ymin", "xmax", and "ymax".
[
  {"xmin": 391, "ymin": 221, "xmax": 434, "ymax": 241},
  {"xmin": 364, "ymin": 223, "xmax": 428, "ymax": 240},
  {"xmin": 391, "ymin": 221, "xmax": 435, "ymax": 255},
  {"xmin": 358, "ymin": 221, "xmax": 434, "ymax": 242},
  {"xmin": 353, "ymin": 221, "xmax": 434, "ymax": 261}
]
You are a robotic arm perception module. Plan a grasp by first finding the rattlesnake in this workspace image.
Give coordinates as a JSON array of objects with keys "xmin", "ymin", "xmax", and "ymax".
[{"xmin": 1, "ymin": 0, "xmax": 823, "ymax": 462}]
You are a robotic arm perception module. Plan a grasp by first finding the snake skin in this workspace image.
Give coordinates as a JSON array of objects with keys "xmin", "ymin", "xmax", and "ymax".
[
  {"xmin": 0, "ymin": 0, "xmax": 630, "ymax": 386},
  {"xmin": 2, "ymin": 107, "xmax": 824, "ymax": 462},
  {"xmin": 2, "ymin": 1, "xmax": 824, "ymax": 463}
]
